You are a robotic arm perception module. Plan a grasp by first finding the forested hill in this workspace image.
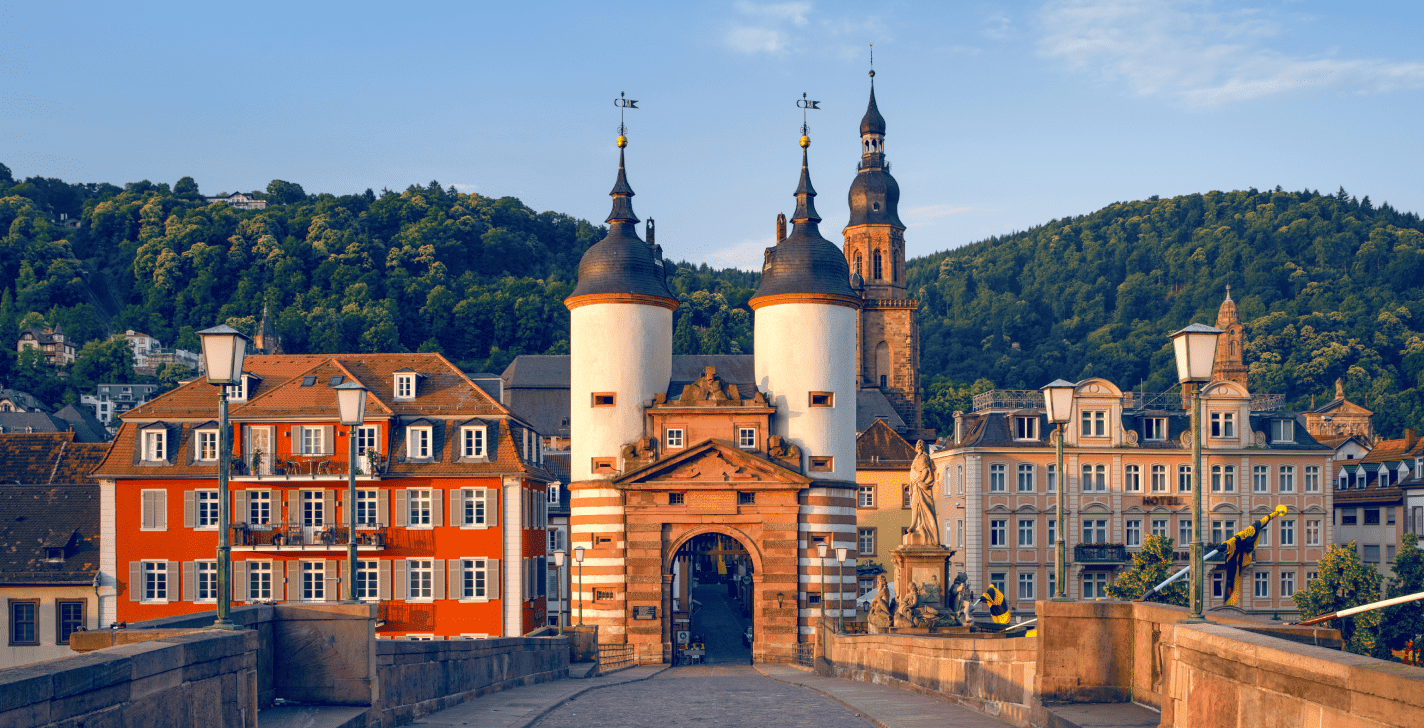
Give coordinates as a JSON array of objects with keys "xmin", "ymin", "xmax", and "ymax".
[
  {"xmin": 911, "ymin": 187, "xmax": 1424, "ymax": 438},
  {"xmin": 3, "ymin": 161, "xmax": 1424, "ymax": 439}
]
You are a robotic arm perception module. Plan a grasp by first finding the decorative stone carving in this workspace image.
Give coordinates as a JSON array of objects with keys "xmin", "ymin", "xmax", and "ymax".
[
  {"xmin": 766, "ymin": 435, "xmax": 801, "ymax": 473},
  {"xmin": 903, "ymin": 441, "xmax": 939, "ymax": 546},
  {"xmin": 947, "ymin": 572, "xmax": 970, "ymax": 626},
  {"xmin": 1253, "ymin": 431, "xmax": 1267, "ymax": 447},
  {"xmin": 1126, "ymin": 429, "xmax": 1139, "ymax": 446},
  {"xmin": 620, "ymin": 436, "xmax": 658, "ymax": 467},
  {"xmin": 868, "ymin": 573, "xmax": 892, "ymax": 631},
  {"xmin": 1179, "ymin": 431, "xmax": 1193, "ymax": 448}
]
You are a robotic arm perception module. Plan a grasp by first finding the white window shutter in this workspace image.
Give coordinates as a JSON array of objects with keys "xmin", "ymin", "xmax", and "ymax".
[
  {"xmin": 450, "ymin": 489, "xmax": 463, "ymax": 527},
  {"xmin": 183, "ymin": 491, "xmax": 195, "ymax": 528},
  {"xmin": 490, "ymin": 489, "xmax": 498, "ymax": 527},
  {"xmin": 283, "ymin": 561, "xmax": 293, "ymax": 602},
  {"xmin": 234, "ymin": 561, "xmax": 248, "ymax": 602},
  {"xmin": 141, "ymin": 492, "xmax": 153, "ymax": 529},
  {"xmin": 432, "ymin": 489, "xmax": 443, "ymax": 526},
  {"xmin": 235, "ymin": 491, "xmax": 249, "ymax": 525},
  {"xmin": 156, "ymin": 491, "xmax": 167, "ymax": 530},
  {"xmin": 322, "ymin": 425, "xmax": 335, "ymax": 453},
  {"xmin": 182, "ymin": 561, "xmax": 196, "ymax": 601},
  {"xmin": 129, "ymin": 561, "xmax": 142, "ymax": 601},
  {"xmin": 378, "ymin": 489, "xmax": 390, "ymax": 526},
  {"xmin": 378, "ymin": 559, "xmax": 391, "ymax": 600},
  {"xmin": 293, "ymin": 426, "xmax": 304, "ymax": 453},
  {"xmin": 394, "ymin": 489, "xmax": 408, "ymax": 527},
  {"xmin": 489, "ymin": 559, "xmax": 500, "ymax": 600},
  {"xmin": 393, "ymin": 559, "xmax": 407, "ymax": 601},
  {"xmin": 323, "ymin": 490, "xmax": 335, "ymax": 526},
  {"xmin": 166, "ymin": 561, "xmax": 179, "ymax": 593},
  {"xmin": 325, "ymin": 560, "xmax": 339, "ymax": 601},
  {"xmin": 448, "ymin": 560, "xmax": 460, "ymax": 599},
  {"xmin": 433, "ymin": 559, "xmax": 445, "ymax": 600}
]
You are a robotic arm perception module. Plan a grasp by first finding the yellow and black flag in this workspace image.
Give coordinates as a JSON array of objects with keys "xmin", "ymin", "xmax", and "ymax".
[
  {"xmin": 1221, "ymin": 505, "xmax": 1288, "ymax": 606},
  {"xmin": 982, "ymin": 584, "xmax": 1011, "ymax": 624}
]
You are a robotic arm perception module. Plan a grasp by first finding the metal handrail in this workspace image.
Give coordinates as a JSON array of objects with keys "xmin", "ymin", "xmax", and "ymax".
[
  {"xmin": 232, "ymin": 447, "xmax": 388, "ymax": 477},
  {"xmin": 974, "ymin": 389, "xmax": 1286, "ymax": 413},
  {"xmin": 230, "ymin": 522, "xmax": 387, "ymax": 548},
  {"xmin": 793, "ymin": 642, "xmax": 815, "ymax": 668}
]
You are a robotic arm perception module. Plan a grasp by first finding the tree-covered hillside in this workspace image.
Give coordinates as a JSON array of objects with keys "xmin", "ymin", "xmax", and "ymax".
[{"xmin": 911, "ymin": 187, "xmax": 1424, "ymax": 438}]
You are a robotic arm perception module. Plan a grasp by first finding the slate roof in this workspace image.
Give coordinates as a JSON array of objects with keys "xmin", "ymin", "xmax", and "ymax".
[
  {"xmin": 856, "ymin": 389, "xmax": 907, "ymax": 432},
  {"xmin": 53, "ymin": 404, "xmax": 109, "ymax": 443},
  {"xmin": 0, "ymin": 388, "xmax": 52, "ymax": 413},
  {"xmin": 857, "ymin": 419, "xmax": 915, "ymax": 469},
  {"xmin": 949, "ymin": 409, "xmax": 1329, "ymax": 451},
  {"xmin": 502, "ymin": 356, "xmax": 571, "ymax": 390},
  {"xmin": 0, "ymin": 484, "xmax": 99, "ymax": 586},
  {"xmin": 0, "ymin": 433, "xmax": 107, "ymax": 484}
]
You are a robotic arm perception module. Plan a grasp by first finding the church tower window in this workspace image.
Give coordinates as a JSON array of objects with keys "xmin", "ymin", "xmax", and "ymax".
[{"xmin": 873, "ymin": 250, "xmax": 883, "ymax": 280}]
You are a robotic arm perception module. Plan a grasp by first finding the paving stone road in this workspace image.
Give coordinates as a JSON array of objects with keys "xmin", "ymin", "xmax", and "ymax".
[{"xmin": 529, "ymin": 665, "xmax": 874, "ymax": 728}]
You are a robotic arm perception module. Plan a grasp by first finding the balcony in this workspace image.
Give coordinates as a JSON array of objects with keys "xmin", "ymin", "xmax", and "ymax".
[
  {"xmin": 232, "ymin": 447, "xmax": 389, "ymax": 481},
  {"xmin": 230, "ymin": 523, "xmax": 388, "ymax": 551},
  {"xmin": 1074, "ymin": 544, "xmax": 1129, "ymax": 563}
]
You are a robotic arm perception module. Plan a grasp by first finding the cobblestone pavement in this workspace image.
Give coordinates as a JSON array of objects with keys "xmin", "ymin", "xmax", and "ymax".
[
  {"xmin": 688, "ymin": 582, "xmax": 751, "ymax": 665},
  {"xmin": 530, "ymin": 665, "xmax": 873, "ymax": 727}
]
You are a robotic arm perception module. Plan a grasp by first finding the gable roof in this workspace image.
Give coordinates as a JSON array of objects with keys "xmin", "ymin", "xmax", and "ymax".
[
  {"xmin": 1310, "ymin": 397, "xmax": 1374, "ymax": 416},
  {"xmin": 857, "ymin": 418, "xmax": 915, "ymax": 468},
  {"xmin": 0, "ymin": 433, "xmax": 107, "ymax": 485},
  {"xmin": 53, "ymin": 404, "xmax": 109, "ymax": 443},
  {"xmin": 0, "ymin": 484, "xmax": 99, "ymax": 586},
  {"xmin": 856, "ymin": 389, "xmax": 907, "ymax": 432},
  {"xmin": 613, "ymin": 438, "xmax": 811, "ymax": 486}
]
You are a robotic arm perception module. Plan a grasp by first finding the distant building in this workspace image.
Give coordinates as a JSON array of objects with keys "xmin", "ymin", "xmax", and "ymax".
[
  {"xmin": 81, "ymin": 383, "xmax": 162, "ymax": 428},
  {"xmin": 114, "ymin": 331, "xmax": 161, "ymax": 370},
  {"xmin": 1334, "ymin": 429, "xmax": 1422, "ymax": 580},
  {"xmin": 0, "ymin": 388, "xmax": 52, "ymax": 414},
  {"xmin": 253, "ymin": 305, "xmax": 283, "ymax": 355},
  {"xmin": 205, "ymin": 192, "xmax": 267, "ymax": 210},
  {"xmin": 1305, "ymin": 380, "xmax": 1376, "ymax": 462},
  {"xmin": 0, "ymin": 483, "xmax": 101, "ymax": 668},
  {"xmin": 147, "ymin": 347, "xmax": 203, "ymax": 373},
  {"xmin": 852, "ymin": 418, "xmax": 917, "ymax": 595},
  {"xmin": 0, "ymin": 405, "xmax": 109, "ymax": 442},
  {"xmin": 16, "ymin": 326, "xmax": 77, "ymax": 366}
]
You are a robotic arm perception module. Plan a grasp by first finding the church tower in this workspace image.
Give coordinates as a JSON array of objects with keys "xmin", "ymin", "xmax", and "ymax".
[
  {"xmin": 1212, "ymin": 286, "xmax": 1248, "ymax": 388},
  {"xmin": 843, "ymin": 73, "xmax": 922, "ymax": 428}
]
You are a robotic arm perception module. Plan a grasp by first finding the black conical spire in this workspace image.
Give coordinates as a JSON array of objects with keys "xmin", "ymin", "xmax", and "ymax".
[
  {"xmin": 606, "ymin": 146, "xmax": 639, "ymax": 224},
  {"xmin": 791, "ymin": 147, "xmax": 820, "ymax": 224},
  {"xmin": 860, "ymin": 81, "xmax": 886, "ymax": 136}
]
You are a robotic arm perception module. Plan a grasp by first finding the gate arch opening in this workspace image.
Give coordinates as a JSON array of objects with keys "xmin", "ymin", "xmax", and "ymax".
[{"xmin": 666, "ymin": 530, "xmax": 757, "ymax": 665}]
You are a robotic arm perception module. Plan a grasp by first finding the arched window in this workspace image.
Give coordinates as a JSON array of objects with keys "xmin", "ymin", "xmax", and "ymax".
[
  {"xmin": 875, "ymin": 341, "xmax": 890, "ymax": 389},
  {"xmin": 853, "ymin": 253, "xmax": 862, "ymax": 277},
  {"xmin": 873, "ymin": 250, "xmax": 883, "ymax": 280},
  {"xmin": 1229, "ymin": 340, "xmax": 1236, "ymax": 356},
  {"xmin": 893, "ymin": 258, "xmax": 899, "ymax": 282}
]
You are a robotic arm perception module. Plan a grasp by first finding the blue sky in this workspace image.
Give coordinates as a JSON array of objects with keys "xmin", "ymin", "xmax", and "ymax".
[{"xmin": 4, "ymin": 1, "xmax": 1422, "ymax": 269}]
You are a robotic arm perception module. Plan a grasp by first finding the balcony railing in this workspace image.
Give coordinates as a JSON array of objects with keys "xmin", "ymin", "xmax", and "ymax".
[
  {"xmin": 232, "ymin": 448, "xmax": 389, "ymax": 479},
  {"xmin": 972, "ymin": 390, "xmax": 1043, "ymax": 412},
  {"xmin": 1074, "ymin": 544, "xmax": 1129, "ymax": 563},
  {"xmin": 973, "ymin": 389, "xmax": 1287, "ymax": 413},
  {"xmin": 230, "ymin": 522, "xmax": 388, "ymax": 549}
]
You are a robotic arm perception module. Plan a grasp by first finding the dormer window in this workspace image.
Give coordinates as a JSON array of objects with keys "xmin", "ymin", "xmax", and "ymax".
[
  {"xmin": 1270, "ymin": 419, "xmax": 1295, "ymax": 444},
  {"xmin": 407, "ymin": 426, "xmax": 432, "ymax": 459},
  {"xmin": 1013, "ymin": 417, "xmax": 1038, "ymax": 440},
  {"xmin": 46, "ymin": 547, "xmax": 64, "ymax": 563},
  {"xmin": 1210, "ymin": 412, "xmax": 1236, "ymax": 438},
  {"xmin": 1144, "ymin": 418, "xmax": 1167, "ymax": 441},
  {"xmin": 196, "ymin": 429, "xmax": 219, "ymax": 461},
  {"xmin": 1079, "ymin": 410, "xmax": 1106, "ymax": 437},
  {"xmin": 143, "ymin": 430, "xmax": 167, "ymax": 461},
  {"xmin": 395, "ymin": 373, "xmax": 417, "ymax": 401},
  {"xmin": 224, "ymin": 374, "xmax": 252, "ymax": 402},
  {"xmin": 461, "ymin": 426, "xmax": 486, "ymax": 458}
]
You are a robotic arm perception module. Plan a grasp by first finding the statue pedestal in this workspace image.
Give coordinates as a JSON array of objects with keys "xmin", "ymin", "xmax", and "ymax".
[{"xmin": 891, "ymin": 544, "xmax": 955, "ymax": 615}]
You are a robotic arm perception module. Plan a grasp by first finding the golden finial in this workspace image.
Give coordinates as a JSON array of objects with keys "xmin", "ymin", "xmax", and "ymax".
[
  {"xmin": 617, "ymin": 135, "xmax": 627, "ymax": 148},
  {"xmin": 799, "ymin": 135, "xmax": 810, "ymax": 148}
]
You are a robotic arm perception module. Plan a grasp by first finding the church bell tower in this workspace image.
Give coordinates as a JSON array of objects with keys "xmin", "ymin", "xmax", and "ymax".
[{"xmin": 843, "ymin": 71, "xmax": 922, "ymax": 428}]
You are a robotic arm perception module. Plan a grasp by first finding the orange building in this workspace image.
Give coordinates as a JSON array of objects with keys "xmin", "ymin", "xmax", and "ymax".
[{"xmin": 93, "ymin": 353, "xmax": 554, "ymax": 639}]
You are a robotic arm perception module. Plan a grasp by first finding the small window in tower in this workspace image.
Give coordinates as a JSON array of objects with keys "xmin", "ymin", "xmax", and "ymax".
[
  {"xmin": 592, "ymin": 457, "xmax": 616, "ymax": 473},
  {"xmin": 809, "ymin": 456, "xmax": 834, "ymax": 472},
  {"xmin": 592, "ymin": 393, "xmax": 616, "ymax": 407},
  {"xmin": 809, "ymin": 392, "xmax": 833, "ymax": 408},
  {"xmin": 873, "ymin": 202, "xmax": 880, "ymax": 211}
]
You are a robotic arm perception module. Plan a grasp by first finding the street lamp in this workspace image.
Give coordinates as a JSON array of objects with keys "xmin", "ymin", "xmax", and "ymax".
[
  {"xmin": 197, "ymin": 324, "xmax": 249, "ymax": 631},
  {"xmin": 334, "ymin": 381, "xmax": 368, "ymax": 604},
  {"xmin": 1041, "ymin": 379, "xmax": 1076, "ymax": 600},
  {"xmin": 552, "ymin": 550, "xmax": 566, "ymax": 636},
  {"xmin": 816, "ymin": 541, "xmax": 829, "ymax": 629},
  {"xmin": 574, "ymin": 546, "xmax": 585, "ymax": 626},
  {"xmin": 835, "ymin": 547, "xmax": 848, "ymax": 633},
  {"xmin": 1170, "ymin": 322, "xmax": 1223, "ymax": 622}
]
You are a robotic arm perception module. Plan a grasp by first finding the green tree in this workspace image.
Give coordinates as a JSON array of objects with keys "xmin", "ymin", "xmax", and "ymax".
[
  {"xmin": 701, "ymin": 310, "xmax": 731, "ymax": 355},
  {"xmin": 1104, "ymin": 534, "xmax": 1188, "ymax": 606},
  {"xmin": 70, "ymin": 338, "xmax": 136, "ymax": 389},
  {"xmin": 1293, "ymin": 541, "xmax": 1385, "ymax": 656},
  {"xmin": 155, "ymin": 363, "xmax": 193, "ymax": 391},
  {"xmin": 173, "ymin": 176, "xmax": 200, "ymax": 198},
  {"xmin": 265, "ymin": 179, "xmax": 306, "ymax": 205},
  {"xmin": 1378, "ymin": 533, "xmax": 1424, "ymax": 656},
  {"xmin": 673, "ymin": 312, "xmax": 701, "ymax": 356}
]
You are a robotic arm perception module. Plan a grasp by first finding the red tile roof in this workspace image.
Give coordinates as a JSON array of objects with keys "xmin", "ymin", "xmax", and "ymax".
[{"xmin": 0, "ymin": 433, "xmax": 108, "ymax": 484}]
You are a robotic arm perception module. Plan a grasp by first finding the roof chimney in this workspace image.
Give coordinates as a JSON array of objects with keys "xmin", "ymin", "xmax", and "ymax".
[{"xmin": 1406, "ymin": 428, "xmax": 1418, "ymax": 450}]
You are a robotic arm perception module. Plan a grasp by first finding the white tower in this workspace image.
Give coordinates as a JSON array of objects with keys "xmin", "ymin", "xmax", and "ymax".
[
  {"xmin": 565, "ymin": 135, "xmax": 676, "ymax": 481},
  {"xmin": 750, "ymin": 135, "xmax": 861, "ymax": 482}
]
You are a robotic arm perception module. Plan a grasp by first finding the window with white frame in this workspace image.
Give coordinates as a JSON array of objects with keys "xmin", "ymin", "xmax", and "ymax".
[
  {"xmin": 1253, "ymin": 465, "xmax": 1269, "ymax": 493},
  {"xmin": 1211, "ymin": 520, "xmax": 1237, "ymax": 544},
  {"xmin": 1271, "ymin": 419, "xmax": 1295, "ymax": 443},
  {"xmin": 989, "ymin": 464, "xmax": 1006, "ymax": 492},
  {"xmin": 1047, "ymin": 464, "xmax": 1057, "ymax": 493},
  {"xmin": 1280, "ymin": 571, "xmax": 1296, "ymax": 597},
  {"xmin": 395, "ymin": 374, "xmax": 415, "ymax": 400},
  {"xmin": 1083, "ymin": 572, "xmax": 1108, "ymax": 599},
  {"xmin": 1257, "ymin": 520, "xmax": 1269, "ymax": 546},
  {"xmin": 249, "ymin": 561, "xmax": 272, "ymax": 601},
  {"xmin": 1278, "ymin": 466, "xmax": 1295, "ymax": 493},
  {"xmin": 1018, "ymin": 519, "xmax": 1034, "ymax": 547},
  {"xmin": 858, "ymin": 485, "xmax": 874, "ymax": 507},
  {"xmin": 196, "ymin": 490, "xmax": 219, "ymax": 528},
  {"xmin": 461, "ymin": 559, "xmax": 489, "ymax": 599},
  {"xmin": 356, "ymin": 425, "xmax": 379, "ymax": 455},
  {"xmin": 1017, "ymin": 464, "xmax": 1034, "ymax": 492},
  {"xmin": 143, "ymin": 430, "xmax": 166, "ymax": 461},
  {"xmin": 1082, "ymin": 519, "xmax": 1107, "ymax": 544},
  {"xmin": 1018, "ymin": 572, "xmax": 1035, "ymax": 601},
  {"xmin": 356, "ymin": 560, "xmax": 378, "ymax": 600},
  {"xmin": 1253, "ymin": 571, "xmax": 1269, "ymax": 598},
  {"xmin": 549, "ymin": 528, "xmax": 565, "ymax": 551},
  {"xmin": 143, "ymin": 561, "xmax": 168, "ymax": 601},
  {"xmin": 990, "ymin": 572, "xmax": 1006, "ymax": 596},
  {"xmin": 248, "ymin": 490, "xmax": 270, "ymax": 526},
  {"xmin": 547, "ymin": 483, "xmax": 560, "ymax": 505},
  {"xmin": 1178, "ymin": 465, "xmax": 1192, "ymax": 492},
  {"xmin": 1081, "ymin": 464, "xmax": 1106, "ymax": 492},
  {"xmin": 1210, "ymin": 411, "xmax": 1236, "ymax": 438},
  {"xmin": 1048, "ymin": 518, "xmax": 1056, "ymax": 545},
  {"xmin": 1151, "ymin": 464, "xmax": 1167, "ymax": 492},
  {"xmin": 957, "ymin": 519, "xmax": 965, "ymax": 548},
  {"xmin": 1211, "ymin": 465, "xmax": 1236, "ymax": 492},
  {"xmin": 858, "ymin": 528, "xmax": 875, "ymax": 555},
  {"xmin": 1080, "ymin": 410, "xmax": 1106, "ymax": 437},
  {"xmin": 1144, "ymin": 418, "xmax": 1167, "ymax": 441},
  {"xmin": 407, "ymin": 427, "xmax": 432, "ymax": 459},
  {"xmin": 1280, "ymin": 518, "xmax": 1295, "ymax": 546},
  {"xmin": 1126, "ymin": 519, "xmax": 1142, "ymax": 547},
  {"xmin": 666, "ymin": 428, "xmax": 684, "ymax": 448},
  {"xmin": 1151, "ymin": 519, "xmax": 1168, "ymax": 538},
  {"xmin": 461, "ymin": 426, "xmax": 486, "ymax": 458},
  {"xmin": 957, "ymin": 465, "xmax": 965, "ymax": 494},
  {"xmin": 302, "ymin": 427, "xmax": 324, "ymax": 455},
  {"xmin": 356, "ymin": 490, "xmax": 378, "ymax": 526},
  {"xmin": 1179, "ymin": 519, "xmax": 1192, "ymax": 546},
  {"xmin": 1212, "ymin": 572, "xmax": 1224, "ymax": 599},
  {"xmin": 990, "ymin": 519, "xmax": 1007, "ymax": 547},
  {"xmin": 1306, "ymin": 571, "xmax": 1318, "ymax": 585},
  {"xmin": 408, "ymin": 559, "xmax": 433, "ymax": 599},
  {"xmin": 1305, "ymin": 519, "xmax": 1321, "ymax": 546},
  {"xmin": 224, "ymin": 377, "xmax": 249, "ymax": 402},
  {"xmin": 1124, "ymin": 464, "xmax": 1141, "ymax": 492},
  {"xmin": 303, "ymin": 490, "xmax": 325, "ymax": 526},
  {"xmin": 1048, "ymin": 572, "xmax": 1057, "ymax": 598},
  {"xmin": 196, "ymin": 561, "xmax": 217, "ymax": 601},
  {"xmin": 1014, "ymin": 416, "xmax": 1038, "ymax": 440},
  {"xmin": 408, "ymin": 489, "xmax": 433, "ymax": 527},
  {"xmin": 738, "ymin": 428, "xmax": 756, "ymax": 449},
  {"xmin": 461, "ymin": 488, "xmax": 489, "ymax": 526},
  {"xmin": 197, "ymin": 430, "xmax": 218, "ymax": 461},
  {"xmin": 302, "ymin": 561, "xmax": 325, "ymax": 601}
]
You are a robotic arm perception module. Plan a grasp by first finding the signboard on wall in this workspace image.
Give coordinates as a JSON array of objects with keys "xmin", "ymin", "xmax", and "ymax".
[{"xmin": 633, "ymin": 606, "xmax": 658, "ymax": 620}]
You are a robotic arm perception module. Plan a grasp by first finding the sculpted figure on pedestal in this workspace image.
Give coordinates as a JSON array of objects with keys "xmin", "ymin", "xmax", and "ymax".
[
  {"xmin": 868, "ymin": 573, "xmax": 892, "ymax": 628},
  {"xmin": 904, "ymin": 440, "xmax": 939, "ymax": 546}
]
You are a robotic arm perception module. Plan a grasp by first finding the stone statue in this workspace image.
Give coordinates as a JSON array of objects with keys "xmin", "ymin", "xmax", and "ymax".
[
  {"xmin": 1336, "ymin": 377, "xmax": 1345, "ymax": 400},
  {"xmin": 894, "ymin": 578, "xmax": 918, "ymax": 627},
  {"xmin": 767, "ymin": 435, "xmax": 801, "ymax": 471},
  {"xmin": 947, "ymin": 573, "xmax": 970, "ymax": 627},
  {"xmin": 620, "ymin": 436, "xmax": 657, "ymax": 465},
  {"xmin": 868, "ymin": 573, "xmax": 892, "ymax": 629},
  {"xmin": 958, "ymin": 577, "xmax": 975, "ymax": 627},
  {"xmin": 914, "ymin": 583, "xmax": 942, "ymax": 627},
  {"xmin": 904, "ymin": 440, "xmax": 939, "ymax": 546}
]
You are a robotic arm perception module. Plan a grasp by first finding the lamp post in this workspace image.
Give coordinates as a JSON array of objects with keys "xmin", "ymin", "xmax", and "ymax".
[
  {"xmin": 1170, "ymin": 323, "xmax": 1223, "ymax": 622},
  {"xmin": 1041, "ymin": 379, "xmax": 1076, "ymax": 600},
  {"xmin": 835, "ymin": 547, "xmax": 848, "ymax": 633},
  {"xmin": 552, "ymin": 550, "xmax": 566, "ymax": 636},
  {"xmin": 197, "ymin": 324, "xmax": 249, "ymax": 630},
  {"xmin": 334, "ymin": 381, "xmax": 368, "ymax": 604},
  {"xmin": 816, "ymin": 541, "xmax": 829, "ymax": 629},
  {"xmin": 574, "ymin": 546, "xmax": 585, "ymax": 626}
]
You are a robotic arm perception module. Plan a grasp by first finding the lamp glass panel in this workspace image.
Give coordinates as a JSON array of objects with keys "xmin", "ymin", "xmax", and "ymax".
[{"xmin": 1187, "ymin": 332, "xmax": 1219, "ymax": 381}]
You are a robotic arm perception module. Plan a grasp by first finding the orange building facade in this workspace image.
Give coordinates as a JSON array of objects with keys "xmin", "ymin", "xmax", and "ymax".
[{"xmin": 94, "ymin": 353, "xmax": 553, "ymax": 639}]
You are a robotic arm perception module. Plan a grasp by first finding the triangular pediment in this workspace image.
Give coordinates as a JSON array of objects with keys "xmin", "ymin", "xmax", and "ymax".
[{"xmin": 613, "ymin": 439, "xmax": 811, "ymax": 486}]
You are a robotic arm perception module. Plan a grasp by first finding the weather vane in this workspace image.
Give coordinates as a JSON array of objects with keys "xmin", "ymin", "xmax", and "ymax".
[
  {"xmin": 614, "ymin": 91, "xmax": 638, "ymax": 138},
  {"xmin": 869, "ymin": 43, "xmax": 875, "ymax": 78},
  {"xmin": 796, "ymin": 92, "xmax": 820, "ymax": 137}
]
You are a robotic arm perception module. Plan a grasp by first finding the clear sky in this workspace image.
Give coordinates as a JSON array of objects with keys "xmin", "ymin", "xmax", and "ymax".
[{"xmin": 4, "ymin": 1, "xmax": 1422, "ymax": 269}]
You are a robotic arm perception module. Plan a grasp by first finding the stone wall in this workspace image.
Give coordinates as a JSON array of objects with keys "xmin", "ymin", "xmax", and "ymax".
[
  {"xmin": 374, "ymin": 636, "xmax": 568, "ymax": 726},
  {"xmin": 1, "ymin": 629, "xmax": 258, "ymax": 728},
  {"xmin": 819, "ymin": 631, "xmax": 1041, "ymax": 726}
]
